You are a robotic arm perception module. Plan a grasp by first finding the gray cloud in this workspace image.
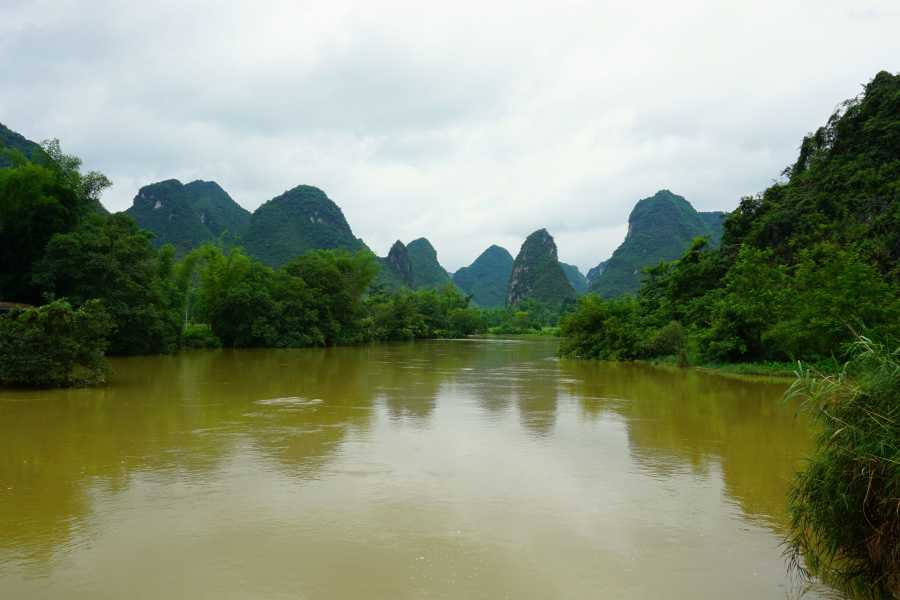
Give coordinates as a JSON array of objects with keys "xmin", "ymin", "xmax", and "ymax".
[{"xmin": 1, "ymin": 0, "xmax": 898, "ymax": 272}]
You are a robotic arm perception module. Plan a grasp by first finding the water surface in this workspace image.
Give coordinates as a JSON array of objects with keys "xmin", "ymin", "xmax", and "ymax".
[{"xmin": 0, "ymin": 339, "xmax": 837, "ymax": 598}]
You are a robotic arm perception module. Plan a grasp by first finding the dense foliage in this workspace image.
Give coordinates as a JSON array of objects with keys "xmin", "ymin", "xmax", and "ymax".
[
  {"xmin": 0, "ymin": 300, "xmax": 113, "ymax": 387},
  {"xmin": 589, "ymin": 190, "xmax": 718, "ymax": 299},
  {"xmin": 32, "ymin": 213, "xmax": 183, "ymax": 354},
  {"xmin": 784, "ymin": 334, "xmax": 900, "ymax": 599},
  {"xmin": 481, "ymin": 297, "xmax": 575, "ymax": 334},
  {"xmin": 507, "ymin": 229, "xmax": 577, "ymax": 307},
  {"xmin": 451, "ymin": 244, "xmax": 514, "ymax": 308},
  {"xmin": 698, "ymin": 211, "xmax": 725, "ymax": 248},
  {"xmin": 0, "ymin": 139, "xmax": 112, "ymax": 304},
  {"xmin": 362, "ymin": 283, "xmax": 485, "ymax": 341},
  {"xmin": 241, "ymin": 185, "xmax": 365, "ymax": 269},
  {"xmin": 561, "ymin": 71, "xmax": 900, "ymax": 365},
  {"xmin": 188, "ymin": 245, "xmax": 378, "ymax": 348}
]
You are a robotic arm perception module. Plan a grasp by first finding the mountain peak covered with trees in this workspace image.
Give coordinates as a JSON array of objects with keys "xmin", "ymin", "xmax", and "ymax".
[
  {"xmin": 183, "ymin": 180, "xmax": 251, "ymax": 245},
  {"xmin": 407, "ymin": 238, "xmax": 452, "ymax": 290},
  {"xmin": 449, "ymin": 245, "xmax": 513, "ymax": 308},
  {"xmin": 506, "ymin": 229, "xmax": 577, "ymax": 306},
  {"xmin": 588, "ymin": 189, "xmax": 721, "ymax": 299},
  {"xmin": 125, "ymin": 179, "xmax": 214, "ymax": 251},
  {"xmin": 241, "ymin": 185, "xmax": 365, "ymax": 269}
]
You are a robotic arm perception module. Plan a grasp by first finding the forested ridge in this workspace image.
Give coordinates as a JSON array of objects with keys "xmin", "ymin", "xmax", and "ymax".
[{"xmin": 561, "ymin": 70, "xmax": 900, "ymax": 367}]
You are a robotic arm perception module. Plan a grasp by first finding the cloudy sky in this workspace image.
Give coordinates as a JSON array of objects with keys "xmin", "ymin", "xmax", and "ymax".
[{"xmin": 1, "ymin": 0, "xmax": 897, "ymax": 271}]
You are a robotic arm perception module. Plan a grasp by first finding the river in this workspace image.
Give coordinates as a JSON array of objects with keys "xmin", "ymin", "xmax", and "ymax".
[{"xmin": 0, "ymin": 338, "xmax": 839, "ymax": 598}]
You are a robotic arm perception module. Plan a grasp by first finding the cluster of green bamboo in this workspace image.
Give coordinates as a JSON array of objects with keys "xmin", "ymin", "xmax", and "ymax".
[{"xmin": 784, "ymin": 331, "xmax": 900, "ymax": 599}]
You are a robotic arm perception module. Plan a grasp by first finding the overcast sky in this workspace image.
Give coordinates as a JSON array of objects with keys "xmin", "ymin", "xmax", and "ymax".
[{"xmin": 1, "ymin": 0, "xmax": 897, "ymax": 272}]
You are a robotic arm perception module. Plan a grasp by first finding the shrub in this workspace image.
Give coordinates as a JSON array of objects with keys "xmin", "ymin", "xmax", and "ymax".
[
  {"xmin": 180, "ymin": 324, "xmax": 222, "ymax": 349},
  {"xmin": 783, "ymin": 331, "xmax": 900, "ymax": 598},
  {"xmin": 0, "ymin": 299, "xmax": 114, "ymax": 387}
]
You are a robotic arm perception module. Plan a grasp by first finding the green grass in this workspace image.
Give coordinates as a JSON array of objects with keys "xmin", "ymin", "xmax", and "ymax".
[{"xmin": 783, "ymin": 333, "xmax": 900, "ymax": 598}]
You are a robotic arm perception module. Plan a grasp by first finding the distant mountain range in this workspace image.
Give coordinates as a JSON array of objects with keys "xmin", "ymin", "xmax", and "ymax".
[
  {"xmin": 104, "ymin": 179, "xmax": 734, "ymax": 306},
  {"xmin": 1, "ymin": 120, "xmax": 728, "ymax": 308}
]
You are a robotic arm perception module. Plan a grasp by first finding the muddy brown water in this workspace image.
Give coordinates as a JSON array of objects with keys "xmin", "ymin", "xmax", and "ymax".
[{"xmin": 0, "ymin": 338, "xmax": 840, "ymax": 599}]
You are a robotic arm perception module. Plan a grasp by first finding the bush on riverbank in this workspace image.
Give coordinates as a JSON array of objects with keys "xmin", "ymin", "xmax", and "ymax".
[
  {"xmin": 783, "ymin": 333, "xmax": 900, "ymax": 598},
  {"xmin": 180, "ymin": 323, "xmax": 222, "ymax": 349},
  {"xmin": 0, "ymin": 300, "xmax": 114, "ymax": 387},
  {"xmin": 362, "ymin": 283, "xmax": 486, "ymax": 341}
]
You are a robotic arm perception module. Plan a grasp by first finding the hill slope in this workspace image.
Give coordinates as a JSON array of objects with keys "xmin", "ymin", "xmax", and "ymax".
[
  {"xmin": 589, "ymin": 190, "xmax": 715, "ymax": 299},
  {"xmin": 407, "ymin": 238, "xmax": 452, "ymax": 289},
  {"xmin": 0, "ymin": 123, "xmax": 41, "ymax": 167},
  {"xmin": 184, "ymin": 180, "xmax": 251, "ymax": 244},
  {"xmin": 585, "ymin": 261, "xmax": 607, "ymax": 287},
  {"xmin": 452, "ymin": 245, "xmax": 514, "ymax": 308},
  {"xmin": 372, "ymin": 240, "xmax": 417, "ymax": 292},
  {"xmin": 699, "ymin": 211, "xmax": 726, "ymax": 249},
  {"xmin": 507, "ymin": 230, "xmax": 578, "ymax": 306},
  {"xmin": 241, "ymin": 185, "xmax": 365, "ymax": 269},
  {"xmin": 124, "ymin": 179, "xmax": 214, "ymax": 251},
  {"xmin": 559, "ymin": 262, "xmax": 587, "ymax": 292}
]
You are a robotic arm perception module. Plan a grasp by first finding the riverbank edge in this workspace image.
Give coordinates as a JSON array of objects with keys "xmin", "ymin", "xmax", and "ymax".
[{"xmin": 640, "ymin": 355, "xmax": 841, "ymax": 378}]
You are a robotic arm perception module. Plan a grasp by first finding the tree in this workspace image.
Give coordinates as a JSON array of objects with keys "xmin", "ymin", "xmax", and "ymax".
[
  {"xmin": 0, "ymin": 160, "xmax": 83, "ymax": 303},
  {"xmin": 31, "ymin": 213, "xmax": 181, "ymax": 354},
  {"xmin": 0, "ymin": 299, "xmax": 113, "ymax": 387},
  {"xmin": 33, "ymin": 139, "xmax": 112, "ymax": 212}
]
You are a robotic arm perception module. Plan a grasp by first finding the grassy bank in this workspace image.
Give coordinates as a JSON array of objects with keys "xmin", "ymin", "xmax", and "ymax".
[{"xmin": 644, "ymin": 355, "xmax": 842, "ymax": 377}]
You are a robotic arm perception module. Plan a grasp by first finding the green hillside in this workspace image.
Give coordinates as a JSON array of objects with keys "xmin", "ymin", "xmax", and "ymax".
[
  {"xmin": 589, "ymin": 190, "xmax": 715, "ymax": 299},
  {"xmin": 559, "ymin": 262, "xmax": 587, "ymax": 292},
  {"xmin": 562, "ymin": 69, "xmax": 900, "ymax": 367},
  {"xmin": 407, "ymin": 238, "xmax": 452, "ymax": 289},
  {"xmin": 0, "ymin": 123, "xmax": 41, "ymax": 168},
  {"xmin": 585, "ymin": 261, "xmax": 607, "ymax": 287},
  {"xmin": 507, "ymin": 229, "xmax": 578, "ymax": 306},
  {"xmin": 184, "ymin": 180, "xmax": 251, "ymax": 244},
  {"xmin": 699, "ymin": 211, "xmax": 726, "ymax": 249},
  {"xmin": 372, "ymin": 240, "xmax": 416, "ymax": 292},
  {"xmin": 452, "ymin": 245, "xmax": 514, "ymax": 308},
  {"xmin": 124, "ymin": 179, "xmax": 213, "ymax": 251},
  {"xmin": 241, "ymin": 185, "xmax": 365, "ymax": 269}
]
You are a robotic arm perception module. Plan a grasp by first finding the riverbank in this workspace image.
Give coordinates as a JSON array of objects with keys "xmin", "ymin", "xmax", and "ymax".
[{"xmin": 644, "ymin": 355, "xmax": 842, "ymax": 378}]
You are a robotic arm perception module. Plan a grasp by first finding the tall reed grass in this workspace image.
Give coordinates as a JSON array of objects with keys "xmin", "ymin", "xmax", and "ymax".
[{"xmin": 783, "ymin": 333, "xmax": 900, "ymax": 599}]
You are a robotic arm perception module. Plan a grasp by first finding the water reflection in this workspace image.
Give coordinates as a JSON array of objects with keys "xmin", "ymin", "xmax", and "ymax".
[{"xmin": 557, "ymin": 358, "xmax": 807, "ymax": 530}]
